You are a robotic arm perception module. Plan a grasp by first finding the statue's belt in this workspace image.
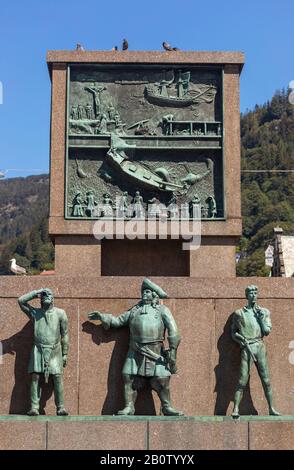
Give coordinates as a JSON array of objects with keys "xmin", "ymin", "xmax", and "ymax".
[
  {"xmin": 131, "ymin": 337, "xmax": 164, "ymax": 343},
  {"xmin": 130, "ymin": 341, "xmax": 164, "ymax": 361},
  {"xmin": 34, "ymin": 341, "xmax": 60, "ymax": 350},
  {"xmin": 34, "ymin": 342, "xmax": 60, "ymax": 383},
  {"xmin": 243, "ymin": 337, "xmax": 263, "ymax": 345}
]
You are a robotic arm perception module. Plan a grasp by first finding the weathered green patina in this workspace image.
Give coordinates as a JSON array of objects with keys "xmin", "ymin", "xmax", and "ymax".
[
  {"xmin": 66, "ymin": 64, "xmax": 224, "ymax": 220},
  {"xmin": 88, "ymin": 278, "xmax": 183, "ymax": 416},
  {"xmin": 231, "ymin": 285, "xmax": 281, "ymax": 418},
  {"xmin": 18, "ymin": 289, "xmax": 69, "ymax": 416}
]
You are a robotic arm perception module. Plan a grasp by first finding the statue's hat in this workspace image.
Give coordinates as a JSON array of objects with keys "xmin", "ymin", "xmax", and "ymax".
[{"xmin": 141, "ymin": 278, "xmax": 168, "ymax": 298}]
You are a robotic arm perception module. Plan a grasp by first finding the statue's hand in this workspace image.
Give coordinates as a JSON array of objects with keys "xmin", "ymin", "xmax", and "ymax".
[
  {"xmin": 258, "ymin": 311, "xmax": 265, "ymax": 321},
  {"xmin": 254, "ymin": 305, "xmax": 265, "ymax": 320},
  {"xmin": 88, "ymin": 311, "xmax": 102, "ymax": 321},
  {"xmin": 63, "ymin": 355, "xmax": 67, "ymax": 367},
  {"xmin": 36, "ymin": 288, "xmax": 45, "ymax": 296},
  {"xmin": 241, "ymin": 338, "xmax": 248, "ymax": 348}
]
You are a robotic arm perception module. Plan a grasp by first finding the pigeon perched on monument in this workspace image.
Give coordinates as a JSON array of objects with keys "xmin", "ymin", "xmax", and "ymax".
[
  {"xmin": 162, "ymin": 41, "xmax": 180, "ymax": 51},
  {"xmin": 122, "ymin": 39, "xmax": 128, "ymax": 50}
]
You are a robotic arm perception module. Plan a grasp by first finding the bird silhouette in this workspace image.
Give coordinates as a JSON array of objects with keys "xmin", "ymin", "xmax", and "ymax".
[
  {"xmin": 162, "ymin": 41, "xmax": 179, "ymax": 51},
  {"xmin": 122, "ymin": 39, "xmax": 128, "ymax": 50},
  {"xmin": 76, "ymin": 43, "xmax": 85, "ymax": 51},
  {"xmin": 162, "ymin": 41, "xmax": 173, "ymax": 51},
  {"xmin": 9, "ymin": 258, "xmax": 26, "ymax": 275}
]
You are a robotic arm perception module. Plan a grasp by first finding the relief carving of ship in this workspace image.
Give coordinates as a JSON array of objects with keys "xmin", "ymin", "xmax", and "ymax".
[
  {"xmin": 145, "ymin": 71, "xmax": 217, "ymax": 107},
  {"xmin": 105, "ymin": 134, "xmax": 212, "ymax": 193},
  {"xmin": 106, "ymin": 147, "xmax": 183, "ymax": 192}
]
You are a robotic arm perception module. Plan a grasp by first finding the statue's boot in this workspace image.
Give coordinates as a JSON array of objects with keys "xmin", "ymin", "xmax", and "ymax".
[
  {"xmin": 27, "ymin": 408, "xmax": 39, "ymax": 416},
  {"xmin": 57, "ymin": 407, "xmax": 69, "ymax": 416},
  {"xmin": 117, "ymin": 380, "xmax": 136, "ymax": 415},
  {"xmin": 264, "ymin": 384, "xmax": 281, "ymax": 416},
  {"xmin": 231, "ymin": 409, "xmax": 240, "ymax": 419},
  {"xmin": 269, "ymin": 407, "xmax": 281, "ymax": 416},
  {"xmin": 117, "ymin": 404, "xmax": 135, "ymax": 415},
  {"xmin": 53, "ymin": 374, "xmax": 69, "ymax": 416},
  {"xmin": 28, "ymin": 373, "xmax": 40, "ymax": 416},
  {"xmin": 162, "ymin": 405, "xmax": 184, "ymax": 416},
  {"xmin": 158, "ymin": 384, "xmax": 184, "ymax": 416}
]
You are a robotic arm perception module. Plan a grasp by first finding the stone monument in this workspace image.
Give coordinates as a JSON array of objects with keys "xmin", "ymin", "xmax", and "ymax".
[
  {"xmin": 6, "ymin": 49, "xmax": 294, "ymax": 450},
  {"xmin": 47, "ymin": 50, "xmax": 244, "ymax": 278}
]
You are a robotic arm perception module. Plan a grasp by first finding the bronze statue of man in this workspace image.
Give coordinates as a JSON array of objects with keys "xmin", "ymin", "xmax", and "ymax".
[
  {"xmin": 88, "ymin": 278, "xmax": 183, "ymax": 416},
  {"xmin": 18, "ymin": 288, "xmax": 69, "ymax": 416},
  {"xmin": 231, "ymin": 285, "xmax": 280, "ymax": 417}
]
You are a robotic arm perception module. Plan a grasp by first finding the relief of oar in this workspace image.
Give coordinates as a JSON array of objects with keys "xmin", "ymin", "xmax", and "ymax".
[{"xmin": 127, "ymin": 119, "xmax": 150, "ymax": 130}]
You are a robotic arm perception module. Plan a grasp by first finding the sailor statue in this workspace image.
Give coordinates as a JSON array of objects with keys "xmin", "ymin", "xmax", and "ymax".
[
  {"xmin": 18, "ymin": 288, "xmax": 69, "ymax": 416},
  {"xmin": 88, "ymin": 278, "xmax": 183, "ymax": 416},
  {"xmin": 231, "ymin": 285, "xmax": 280, "ymax": 418}
]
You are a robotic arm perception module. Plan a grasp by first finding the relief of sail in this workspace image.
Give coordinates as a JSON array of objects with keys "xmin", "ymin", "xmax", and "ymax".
[{"xmin": 145, "ymin": 71, "xmax": 217, "ymax": 107}]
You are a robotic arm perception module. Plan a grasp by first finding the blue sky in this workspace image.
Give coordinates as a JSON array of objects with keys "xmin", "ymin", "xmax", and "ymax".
[{"xmin": 0, "ymin": 0, "xmax": 293, "ymax": 178}]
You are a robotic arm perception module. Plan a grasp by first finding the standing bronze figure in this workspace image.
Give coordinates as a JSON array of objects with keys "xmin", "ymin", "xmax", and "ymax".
[
  {"xmin": 88, "ymin": 279, "xmax": 183, "ymax": 416},
  {"xmin": 18, "ymin": 289, "xmax": 69, "ymax": 416},
  {"xmin": 231, "ymin": 285, "xmax": 280, "ymax": 417}
]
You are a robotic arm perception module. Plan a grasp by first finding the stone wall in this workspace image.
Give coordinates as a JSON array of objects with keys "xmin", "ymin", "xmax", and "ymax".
[
  {"xmin": 1, "ymin": 276, "xmax": 294, "ymax": 418},
  {"xmin": 1, "ymin": 416, "xmax": 294, "ymax": 450}
]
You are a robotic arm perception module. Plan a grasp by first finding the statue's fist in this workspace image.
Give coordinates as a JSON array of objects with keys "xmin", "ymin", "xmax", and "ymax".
[
  {"xmin": 258, "ymin": 310, "xmax": 265, "ymax": 321},
  {"xmin": 88, "ymin": 311, "xmax": 101, "ymax": 321},
  {"xmin": 36, "ymin": 288, "xmax": 45, "ymax": 296},
  {"xmin": 255, "ymin": 305, "xmax": 265, "ymax": 320},
  {"xmin": 63, "ymin": 355, "xmax": 67, "ymax": 367}
]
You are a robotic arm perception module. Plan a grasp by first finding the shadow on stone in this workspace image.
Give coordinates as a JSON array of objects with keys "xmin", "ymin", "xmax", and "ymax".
[
  {"xmin": 1, "ymin": 322, "xmax": 58, "ymax": 415},
  {"xmin": 82, "ymin": 321, "xmax": 156, "ymax": 415},
  {"xmin": 214, "ymin": 312, "xmax": 258, "ymax": 416},
  {"xmin": 1, "ymin": 322, "xmax": 32, "ymax": 414}
]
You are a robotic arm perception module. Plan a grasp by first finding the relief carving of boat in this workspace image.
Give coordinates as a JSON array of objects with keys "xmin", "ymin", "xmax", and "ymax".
[
  {"xmin": 145, "ymin": 71, "xmax": 217, "ymax": 107},
  {"xmin": 106, "ymin": 147, "xmax": 183, "ymax": 192},
  {"xmin": 105, "ymin": 133, "xmax": 212, "ymax": 193}
]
